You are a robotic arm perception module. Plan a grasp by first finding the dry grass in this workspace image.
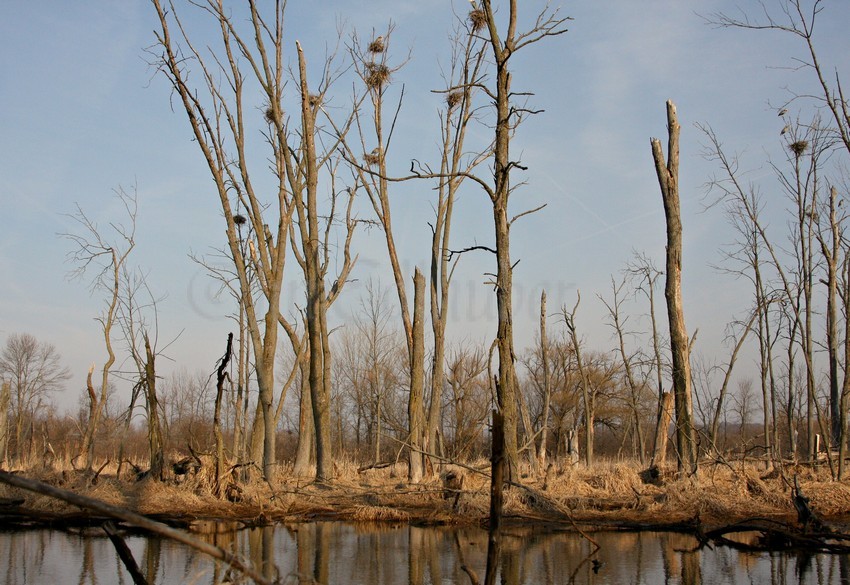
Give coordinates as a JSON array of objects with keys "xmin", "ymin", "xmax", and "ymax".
[{"xmin": 4, "ymin": 457, "xmax": 850, "ymax": 530}]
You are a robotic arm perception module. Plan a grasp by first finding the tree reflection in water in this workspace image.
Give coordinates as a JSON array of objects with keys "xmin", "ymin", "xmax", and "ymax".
[{"xmin": 1, "ymin": 523, "xmax": 849, "ymax": 584}]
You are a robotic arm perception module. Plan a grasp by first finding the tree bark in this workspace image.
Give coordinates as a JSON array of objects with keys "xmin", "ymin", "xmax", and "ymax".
[
  {"xmin": 213, "ymin": 333, "xmax": 233, "ymax": 497},
  {"xmin": 408, "ymin": 269, "xmax": 426, "ymax": 483},
  {"xmin": 651, "ymin": 100, "xmax": 697, "ymax": 472},
  {"xmin": 0, "ymin": 381, "xmax": 9, "ymax": 466},
  {"xmin": 296, "ymin": 42, "xmax": 333, "ymax": 482},
  {"xmin": 143, "ymin": 334, "xmax": 164, "ymax": 480},
  {"xmin": 537, "ymin": 291, "xmax": 552, "ymax": 469},
  {"xmin": 651, "ymin": 391, "xmax": 674, "ymax": 466}
]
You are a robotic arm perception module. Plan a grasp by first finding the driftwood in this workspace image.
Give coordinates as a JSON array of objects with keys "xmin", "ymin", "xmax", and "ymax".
[{"xmin": 0, "ymin": 470, "xmax": 274, "ymax": 585}]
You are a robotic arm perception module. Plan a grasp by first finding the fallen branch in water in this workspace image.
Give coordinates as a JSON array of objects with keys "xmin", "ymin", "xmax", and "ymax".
[
  {"xmin": 703, "ymin": 518, "xmax": 850, "ymax": 554},
  {"xmin": 103, "ymin": 521, "xmax": 148, "ymax": 585},
  {"xmin": 0, "ymin": 470, "xmax": 273, "ymax": 585}
]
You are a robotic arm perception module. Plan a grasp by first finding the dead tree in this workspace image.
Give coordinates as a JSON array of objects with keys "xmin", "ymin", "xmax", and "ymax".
[
  {"xmin": 562, "ymin": 292, "xmax": 595, "ymax": 466},
  {"xmin": 477, "ymin": 0, "xmax": 569, "ymax": 480},
  {"xmin": 213, "ymin": 333, "xmax": 233, "ymax": 497},
  {"xmin": 408, "ymin": 269, "xmax": 426, "ymax": 483},
  {"xmin": 651, "ymin": 100, "xmax": 697, "ymax": 472},
  {"xmin": 537, "ymin": 291, "xmax": 553, "ymax": 468},
  {"xmin": 63, "ymin": 185, "xmax": 137, "ymax": 470},
  {"xmin": 151, "ymin": 1, "xmax": 358, "ymax": 481}
]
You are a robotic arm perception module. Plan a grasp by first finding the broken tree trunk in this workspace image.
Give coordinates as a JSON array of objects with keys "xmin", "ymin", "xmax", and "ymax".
[
  {"xmin": 484, "ymin": 409, "xmax": 505, "ymax": 585},
  {"xmin": 651, "ymin": 100, "xmax": 698, "ymax": 472},
  {"xmin": 650, "ymin": 391, "xmax": 675, "ymax": 467},
  {"xmin": 408, "ymin": 269, "xmax": 426, "ymax": 483},
  {"xmin": 213, "ymin": 332, "xmax": 233, "ymax": 497}
]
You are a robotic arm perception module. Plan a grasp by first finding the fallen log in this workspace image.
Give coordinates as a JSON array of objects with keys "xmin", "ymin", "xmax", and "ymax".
[{"xmin": 0, "ymin": 470, "xmax": 274, "ymax": 585}]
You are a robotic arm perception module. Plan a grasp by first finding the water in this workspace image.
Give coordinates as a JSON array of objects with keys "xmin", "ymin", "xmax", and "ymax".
[{"xmin": 1, "ymin": 522, "xmax": 848, "ymax": 584}]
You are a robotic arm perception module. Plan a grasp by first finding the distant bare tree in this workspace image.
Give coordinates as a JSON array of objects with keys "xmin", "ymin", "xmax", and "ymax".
[
  {"xmin": 562, "ymin": 292, "xmax": 595, "ymax": 465},
  {"xmin": 599, "ymin": 277, "xmax": 650, "ymax": 464},
  {"xmin": 0, "ymin": 381, "xmax": 9, "ymax": 464},
  {"xmin": 63, "ymin": 185, "xmax": 137, "ymax": 470},
  {"xmin": 117, "ymin": 271, "xmax": 168, "ymax": 480},
  {"xmin": 0, "ymin": 333, "xmax": 70, "ymax": 464}
]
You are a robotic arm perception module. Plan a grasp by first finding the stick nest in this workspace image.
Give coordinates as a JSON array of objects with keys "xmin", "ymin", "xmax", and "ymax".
[
  {"xmin": 789, "ymin": 140, "xmax": 809, "ymax": 156},
  {"xmin": 365, "ymin": 63, "xmax": 391, "ymax": 89},
  {"xmin": 469, "ymin": 9, "xmax": 487, "ymax": 31},
  {"xmin": 446, "ymin": 90, "xmax": 464, "ymax": 110},
  {"xmin": 363, "ymin": 150, "xmax": 382, "ymax": 166}
]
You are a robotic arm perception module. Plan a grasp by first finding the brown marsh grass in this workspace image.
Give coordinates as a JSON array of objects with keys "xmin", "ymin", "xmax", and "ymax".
[{"xmin": 3, "ymin": 456, "xmax": 850, "ymax": 530}]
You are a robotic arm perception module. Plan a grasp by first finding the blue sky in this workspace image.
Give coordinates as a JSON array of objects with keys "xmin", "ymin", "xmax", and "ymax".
[{"xmin": 2, "ymin": 1, "xmax": 849, "ymax": 413}]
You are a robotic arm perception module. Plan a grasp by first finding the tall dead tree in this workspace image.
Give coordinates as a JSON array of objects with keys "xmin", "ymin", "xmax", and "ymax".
[
  {"xmin": 426, "ymin": 21, "xmax": 489, "ymax": 466},
  {"xmin": 151, "ymin": 2, "xmax": 357, "ymax": 481},
  {"xmin": 651, "ymin": 100, "xmax": 697, "ymax": 472},
  {"xmin": 477, "ymin": 0, "xmax": 569, "ymax": 479},
  {"xmin": 150, "ymin": 0, "xmax": 291, "ymax": 479},
  {"xmin": 537, "ymin": 291, "xmax": 552, "ymax": 468}
]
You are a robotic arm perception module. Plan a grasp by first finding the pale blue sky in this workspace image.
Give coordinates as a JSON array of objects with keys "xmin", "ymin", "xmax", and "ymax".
[{"xmin": 2, "ymin": 1, "xmax": 848, "ymax": 413}]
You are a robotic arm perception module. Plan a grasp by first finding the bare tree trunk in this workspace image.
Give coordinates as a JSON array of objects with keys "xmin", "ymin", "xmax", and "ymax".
[
  {"xmin": 484, "ymin": 409, "xmax": 504, "ymax": 585},
  {"xmin": 295, "ymin": 42, "xmax": 333, "ymax": 482},
  {"xmin": 563, "ymin": 293, "xmax": 593, "ymax": 466},
  {"xmin": 478, "ymin": 0, "xmax": 568, "ymax": 481},
  {"xmin": 709, "ymin": 311, "xmax": 757, "ymax": 450},
  {"xmin": 651, "ymin": 100, "xmax": 697, "ymax": 472},
  {"xmin": 426, "ymin": 30, "xmax": 488, "ymax": 471},
  {"xmin": 537, "ymin": 291, "xmax": 552, "ymax": 469},
  {"xmin": 840, "ymin": 252, "xmax": 850, "ymax": 478},
  {"xmin": 0, "ymin": 381, "xmax": 8, "ymax": 466},
  {"xmin": 143, "ymin": 334, "xmax": 164, "ymax": 480},
  {"xmin": 651, "ymin": 392, "xmax": 675, "ymax": 466},
  {"xmin": 408, "ymin": 269, "xmax": 426, "ymax": 483},
  {"xmin": 293, "ymin": 359, "xmax": 314, "ymax": 477},
  {"xmin": 213, "ymin": 333, "xmax": 233, "ymax": 497},
  {"xmin": 517, "ymin": 387, "xmax": 538, "ymax": 474}
]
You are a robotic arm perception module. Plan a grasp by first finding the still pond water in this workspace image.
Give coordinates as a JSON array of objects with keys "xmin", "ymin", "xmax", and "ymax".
[{"xmin": 1, "ymin": 521, "xmax": 849, "ymax": 584}]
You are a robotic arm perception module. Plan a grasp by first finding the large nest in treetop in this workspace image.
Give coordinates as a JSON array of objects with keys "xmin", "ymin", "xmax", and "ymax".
[
  {"xmin": 469, "ymin": 9, "xmax": 487, "ymax": 31},
  {"xmin": 308, "ymin": 94, "xmax": 322, "ymax": 108},
  {"xmin": 264, "ymin": 106, "xmax": 276, "ymax": 124},
  {"xmin": 368, "ymin": 37, "xmax": 385, "ymax": 54},
  {"xmin": 365, "ymin": 63, "xmax": 391, "ymax": 89},
  {"xmin": 233, "ymin": 214, "xmax": 247, "ymax": 226},
  {"xmin": 363, "ymin": 150, "xmax": 381, "ymax": 166},
  {"xmin": 789, "ymin": 140, "xmax": 809, "ymax": 156},
  {"xmin": 446, "ymin": 90, "xmax": 463, "ymax": 110}
]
